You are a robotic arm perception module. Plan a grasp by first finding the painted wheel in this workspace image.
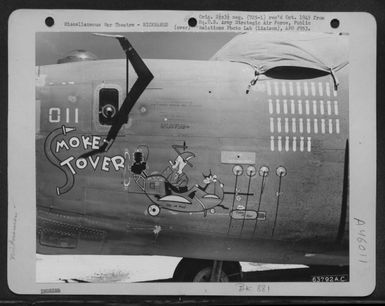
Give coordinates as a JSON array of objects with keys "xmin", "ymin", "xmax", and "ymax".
[{"xmin": 148, "ymin": 204, "xmax": 160, "ymax": 217}]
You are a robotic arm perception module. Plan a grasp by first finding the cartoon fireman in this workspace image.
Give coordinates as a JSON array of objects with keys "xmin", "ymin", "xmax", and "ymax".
[{"xmin": 163, "ymin": 151, "xmax": 195, "ymax": 194}]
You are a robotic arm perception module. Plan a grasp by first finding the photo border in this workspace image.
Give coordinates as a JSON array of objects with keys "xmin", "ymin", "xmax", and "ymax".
[{"xmin": 7, "ymin": 9, "xmax": 376, "ymax": 296}]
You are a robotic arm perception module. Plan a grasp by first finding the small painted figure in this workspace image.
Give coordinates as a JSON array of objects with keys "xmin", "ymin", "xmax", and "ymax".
[{"xmin": 163, "ymin": 152, "xmax": 195, "ymax": 194}]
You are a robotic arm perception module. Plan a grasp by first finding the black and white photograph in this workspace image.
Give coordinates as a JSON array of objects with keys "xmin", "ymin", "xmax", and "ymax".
[
  {"xmin": 7, "ymin": 10, "xmax": 376, "ymax": 296},
  {"xmin": 35, "ymin": 30, "xmax": 349, "ymax": 283}
]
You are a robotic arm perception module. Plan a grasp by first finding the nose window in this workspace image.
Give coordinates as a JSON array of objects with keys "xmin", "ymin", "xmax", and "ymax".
[{"xmin": 99, "ymin": 88, "xmax": 119, "ymax": 125}]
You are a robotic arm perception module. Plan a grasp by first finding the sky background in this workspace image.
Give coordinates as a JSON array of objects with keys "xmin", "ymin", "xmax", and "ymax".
[{"xmin": 36, "ymin": 32, "xmax": 238, "ymax": 65}]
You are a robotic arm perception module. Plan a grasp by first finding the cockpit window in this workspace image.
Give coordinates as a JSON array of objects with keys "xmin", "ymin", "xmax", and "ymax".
[
  {"xmin": 264, "ymin": 66, "xmax": 330, "ymax": 80},
  {"xmin": 211, "ymin": 32, "xmax": 348, "ymax": 89},
  {"xmin": 99, "ymin": 88, "xmax": 119, "ymax": 125}
]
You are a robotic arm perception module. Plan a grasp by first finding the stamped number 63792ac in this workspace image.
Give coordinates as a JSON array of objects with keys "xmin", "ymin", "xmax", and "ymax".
[{"xmin": 312, "ymin": 275, "xmax": 348, "ymax": 282}]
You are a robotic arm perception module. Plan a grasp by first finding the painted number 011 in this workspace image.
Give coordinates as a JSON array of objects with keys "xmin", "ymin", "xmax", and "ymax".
[{"xmin": 49, "ymin": 107, "xmax": 79, "ymax": 124}]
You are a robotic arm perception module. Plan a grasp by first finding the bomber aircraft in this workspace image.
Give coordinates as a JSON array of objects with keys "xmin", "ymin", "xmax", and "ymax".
[{"xmin": 36, "ymin": 32, "xmax": 349, "ymax": 282}]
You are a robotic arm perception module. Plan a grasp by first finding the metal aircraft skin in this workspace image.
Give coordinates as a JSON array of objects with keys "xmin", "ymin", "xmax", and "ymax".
[{"xmin": 35, "ymin": 35, "xmax": 349, "ymax": 268}]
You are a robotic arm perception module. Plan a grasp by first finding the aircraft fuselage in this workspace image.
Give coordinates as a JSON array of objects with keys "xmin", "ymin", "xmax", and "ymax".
[{"xmin": 36, "ymin": 58, "xmax": 349, "ymax": 265}]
